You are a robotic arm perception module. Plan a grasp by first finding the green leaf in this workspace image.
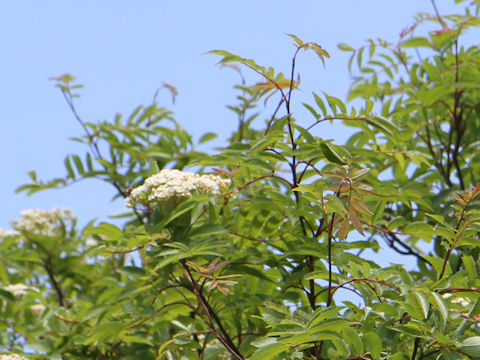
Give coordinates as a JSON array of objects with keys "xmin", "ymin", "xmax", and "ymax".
[
  {"xmin": 366, "ymin": 115, "xmax": 398, "ymax": 138},
  {"xmin": 64, "ymin": 156, "xmax": 75, "ymax": 179},
  {"xmin": 0, "ymin": 289, "xmax": 15, "ymax": 301},
  {"xmin": 72, "ymin": 154, "xmax": 85, "ymax": 176},
  {"xmin": 460, "ymin": 337, "xmax": 480, "ymax": 357},
  {"xmin": 303, "ymin": 102, "xmax": 320, "ymax": 120},
  {"xmin": 117, "ymin": 266, "xmax": 147, "ymax": 277},
  {"xmin": 250, "ymin": 339, "xmax": 289, "ymax": 360},
  {"xmin": 462, "ymin": 254, "xmax": 476, "ymax": 285},
  {"xmin": 426, "ymin": 291, "xmax": 449, "ymax": 327},
  {"xmin": 325, "ymin": 194, "xmax": 347, "ymax": 216},
  {"xmin": 287, "ymin": 33, "xmax": 304, "ymax": 47},
  {"xmin": 364, "ymin": 332, "xmax": 382, "ymax": 359},
  {"xmin": 398, "ymin": 266, "xmax": 415, "ymax": 287},
  {"xmin": 323, "ymin": 91, "xmax": 347, "ymax": 115},
  {"xmin": 319, "ymin": 142, "xmax": 346, "ymax": 165},
  {"xmin": 293, "ymin": 124, "xmax": 316, "ymax": 144},
  {"xmin": 342, "ymin": 326, "xmax": 363, "ymax": 354},
  {"xmin": 400, "ymin": 37, "xmax": 431, "ymax": 48},
  {"xmin": 85, "ymin": 222, "xmax": 123, "ymax": 240},
  {"xmin": 404, "ymin": 222, "xmax": 434, "ymax": 235},
  {"xmin": 338, "ymin": 43, "xmax": 355, "ymax": 52},
  {"xmin": 123, "ymin": 335, "xmax": 154, "ymax": 346},
  {"xmin": 313, "ymin": 92, "xmax": 328, "ymax": 117},
  {"xmin": 407, "ymin": 291, "xmax": 430, "ymax": 319},
  {"xmin": 309, "ymin": 319, "xmax": 351, "ymax": 333},
  {"xmin": 83, "ymin": 322, "xmax": 124, "ymax": 345},
  {"xmin": 189, "ymin": 224, "xmax": 227, "ymax": 238},
  {"xmin": 198, "ymin": 132, "xmax": 218, "ymax": 144}
]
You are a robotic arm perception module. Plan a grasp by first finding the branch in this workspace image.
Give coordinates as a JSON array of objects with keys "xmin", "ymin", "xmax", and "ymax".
[
  {"xmin": 43, "ymin": 257, "xmax": 65, "ymax": 307},
  {"xmin": 180, "ymin": 263, "xmax": 244, "ymax": 360},
  {"xmin": 329, "ymin": 277, "xmax": 399, "ymax": 302}
]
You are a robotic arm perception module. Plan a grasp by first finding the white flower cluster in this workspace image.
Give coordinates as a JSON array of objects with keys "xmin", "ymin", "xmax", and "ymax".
[
  {"xmin": 0, "ymin": 354, "xmax": 29, "ymax": 360},
  {"xmin": 125, "ymin": 169, "xmax": 231, "ymax": 208},
  {"xmin": 0, "ymin": 229, "xmax": 19, "ymax": 238},
  {"xmin": 13, "ymin": 208, "xmax": 75, "ymax": 237},
  {"xmin": 4, "ymin": 283, "xmax": 39, "ymax": 297},
  {"xmin": 30, "ymin": 303, "xmax": 46, "ymax": 317},
  {"xmin": 442, "ymin": 293, "xmax": 470, "ymax": 307}
]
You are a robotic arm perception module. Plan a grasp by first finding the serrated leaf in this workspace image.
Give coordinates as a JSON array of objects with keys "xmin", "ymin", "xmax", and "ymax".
[
  {"xmin": 320, "ymin": 142, "xmax": 346, "ymax": 165},
  {"xmin": 83, "ymin": 305, "xmax": 111, "ymax": 322},
  {"xmin": 460, "ymin": 337, "xmax": 480, "ymax": 357},
  {"xmin": 123, "ymin": 335, "xmax": 153, "ymax": 346},
  {"xmin": 408, "ymin": 291, "xmax": 430, "ymax": 319},
  {"xmin": 404, "ymin": 222, "xmax": 434, "ymax": 235},
  {"xmin": 462, "ymin": 254, "xmax": 476, "ymax": 285},
  {"xmin": 250, "ymin": 340, "xmax": 289, "ymax": 360},
  {"xmin": 366, "ymin": 115, "xmax": 398, "ymax": 137},
  {"xmin": 189, "ymin": 224, "xmax": 227, "ymax": 238},
  {"xmin": 117, "ymin": 266, "xmax": 147, "ymax": 277},
  {"xmin": 85, "ymin": 222, "xmax": 123, "ymax": 240},
  {"xmin": 426, "ymin": 291, "xmax": 449, "ymax": 326},
  {"xmin": 365, "ymin": 332, "xmax": 382, "ymax": 359},
  {"xmin": 323, "ymin": 91, "xmax": 347, "ymax": 115},
  {"xmin": 348, "ymin": 206, "xmax": 365, "ymax": 236},
  {"xmin": 343, "ymin": 326, "xmax": 363, "ymax": 354},
  {"xmin": 325, "ymin": 195, "xmax": 347, "ymax": 216}
]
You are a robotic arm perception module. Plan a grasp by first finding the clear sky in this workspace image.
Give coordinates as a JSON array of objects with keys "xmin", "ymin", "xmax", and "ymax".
[{"xmin": 0, "ymin": 1, "xmax": 471, "ymax": 234}]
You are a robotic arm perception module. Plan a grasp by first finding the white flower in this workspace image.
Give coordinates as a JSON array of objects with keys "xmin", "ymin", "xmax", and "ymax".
[
  {"xmin": 30, "ymin": 303, "xmax": 46, "ymax": 317},
  {"xmin": 4, "ymin": 283, "xmax": 38, "ymax": 297},
  {"xmin": 451, "ymin": 297, "xmax": 470, "ymax": 307},
  {"xmin": 442, "ymin": 293, "xmax": 470, "ymax": 307},
  {"xmin": 0, "ymin": 354, "xmax": 29, "ymax": 360},
  {"xmin": 85, "ymin": 238, "xmax": 98, "ymax": 247},
  {"xmin": 13, "ymin": 208, "xmax": 75, "ymax": 237},
  {"xmin": 125, "ymin": 169, "xmax": 232, "ymax": 209},
  {"xmin": 0, "ymin": 229, "xmax": 19, "ymax": 238}
]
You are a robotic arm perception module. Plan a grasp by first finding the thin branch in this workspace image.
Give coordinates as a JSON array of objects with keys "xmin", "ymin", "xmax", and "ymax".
[
  {"xmin": 180, "ymin": 263, "xmax": 244, "ymax": 360},
  {"xmin": 411, "ymin": 337, "xmax": 421, "ymax": 360},
  {"xmin": 226, "ymin": 174, "xmax": 294, "ymax": 198},
  {"xmin": 60, "ymin": 89, "xmax": 101, "ymax": 160},
  {"xmin": 43, "ymin": 257, "xmax": 65, "ymax": 307},
  {"xmin": 329, "ymin": 277, "xmax": 399, "ymax": 301}
]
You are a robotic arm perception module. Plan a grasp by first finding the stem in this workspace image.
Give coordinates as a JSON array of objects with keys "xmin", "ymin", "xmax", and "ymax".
[
  {"xmin": 180, "ymin": 264, "xmax": 244, "ymax": 360},
  {"xmin": 326, "ymin": 212, "xmax": 335, "ymax": 307},
  {"xmin": 411, "ymin": 337, "xmax": 420, "ymax": 360},
  {"xmin": 43, "ymin": 257, "xmax": 65, "ymax": 307},
  {"xmin": 60, "ymin": 89, "xmax": 101, "ymax": 160}
]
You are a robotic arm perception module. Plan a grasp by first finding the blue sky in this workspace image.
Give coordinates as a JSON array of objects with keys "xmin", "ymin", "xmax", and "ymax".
[{"xmin": 0, "ymin": 1, "xmax": 470, "ymax": 232}]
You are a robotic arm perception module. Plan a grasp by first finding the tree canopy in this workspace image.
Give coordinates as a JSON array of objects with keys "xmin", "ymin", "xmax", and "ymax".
[{"xmin": 2, "ymin": 1, "xmax": 480, "ymax": 359}]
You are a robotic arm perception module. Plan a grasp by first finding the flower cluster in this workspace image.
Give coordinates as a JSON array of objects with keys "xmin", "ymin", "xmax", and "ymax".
[
  {"xmin": 443, "ymin": 293, "xmax": 470, "ymax": 307},
  {"xmin": 0, "ymin": 354, "xmax": 29, "ymax": 360},
  {"xmin": 12, "ymin": 208, "xmax": 75, "ymax": 237},
  {"xmin": 125, "ymin": 169, "xmax": 231, "ymax": 208},
  {"xmin": 30, "ymin": 303, "xmax": 46, "ymax": 317},
  {"xmin": 0, "ymin": 229, "xmax": 19, "ymax": 238},
  {"xmin": 4, "ymin": 283, "xmax": 39, "ymax": 297}
]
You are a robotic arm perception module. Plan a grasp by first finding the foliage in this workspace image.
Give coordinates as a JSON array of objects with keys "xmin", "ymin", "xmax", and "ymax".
[{"xmin": 2, "ymin": 1, "xmax": 480, "ymax": 359}]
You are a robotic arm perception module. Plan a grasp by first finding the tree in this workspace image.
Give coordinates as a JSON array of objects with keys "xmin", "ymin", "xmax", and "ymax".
[{"xmin": 1, "ymin": 1, "xmax": 480, "ymax": 359}]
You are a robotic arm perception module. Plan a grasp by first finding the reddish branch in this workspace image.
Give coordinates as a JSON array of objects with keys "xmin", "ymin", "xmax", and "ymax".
[
  {"xmin": 179, "ymin": 263, "xmax": 244, "ymax": 360},
  {"xmin": 329, "ymin": 278, "xmax": 399, "ymax": 303}
]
